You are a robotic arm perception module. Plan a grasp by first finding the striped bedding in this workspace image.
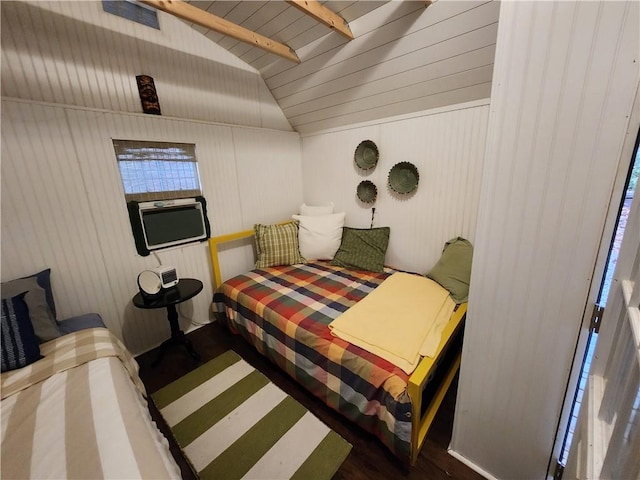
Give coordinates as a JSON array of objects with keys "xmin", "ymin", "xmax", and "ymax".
[
  {"xmin": 1, "ymin": 328, "xmax": 181, "ymax": 479},
  {"xmin": 213, "ymin": 261, "xmax": 416, "ymax": 461}
]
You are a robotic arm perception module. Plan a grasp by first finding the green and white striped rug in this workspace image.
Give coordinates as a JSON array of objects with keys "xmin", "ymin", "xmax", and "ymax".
[{"xmin": 152, "ymin": 350, "xmax": 352, "ymax": 480}]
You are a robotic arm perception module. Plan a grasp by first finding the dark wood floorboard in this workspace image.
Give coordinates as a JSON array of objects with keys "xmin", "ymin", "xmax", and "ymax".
[{"xmin": 136, "ymin": 321, "xmax": 485, "ymax": 480}]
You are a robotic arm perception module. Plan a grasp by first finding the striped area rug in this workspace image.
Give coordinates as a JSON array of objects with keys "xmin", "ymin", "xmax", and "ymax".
[{"xmin": 152, "ymin": 350, "xmax": 352, "ymax": 479}]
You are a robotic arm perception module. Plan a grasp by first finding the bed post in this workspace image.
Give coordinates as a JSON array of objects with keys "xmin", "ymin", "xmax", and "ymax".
[
  {"xmin": 208, "ymin": 229, "xmax": 255, "ymax": 289},
  {"xmin": 407, "ymin": 303, "xmax": 467, "ymax": 465}
]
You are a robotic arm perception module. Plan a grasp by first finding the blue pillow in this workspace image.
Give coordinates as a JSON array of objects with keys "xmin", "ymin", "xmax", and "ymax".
[
  {"xmin": 1, "ymin": 269, "xmax": 61, "ymax": 342},
  {"xmin": 32, "ymin": 268, "xmax": 57, "ymax": 319},
  {"xmin": 1, "ymin": 293, "xmax": 43, "ymax": 372}
]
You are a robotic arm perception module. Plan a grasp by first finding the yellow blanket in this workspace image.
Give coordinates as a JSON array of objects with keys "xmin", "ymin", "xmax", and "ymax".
[{"xmin": 329, "ymin": 272, "xmax": 455, "ymax": 374}]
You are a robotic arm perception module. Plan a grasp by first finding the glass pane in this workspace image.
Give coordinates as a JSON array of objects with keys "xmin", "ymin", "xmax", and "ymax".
[
  {"xmin": 113, "ymin": 140, "xmax": 202, "ymax": 201},
  {"xmin": 118, "ymin": 160, "xmax": 200, "ymax": 195}
]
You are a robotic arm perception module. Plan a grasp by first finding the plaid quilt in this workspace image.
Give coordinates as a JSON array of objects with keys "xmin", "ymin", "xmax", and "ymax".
[{"xmin": 213, "ymin": 261, "xmax": 414, "ymax": 461}]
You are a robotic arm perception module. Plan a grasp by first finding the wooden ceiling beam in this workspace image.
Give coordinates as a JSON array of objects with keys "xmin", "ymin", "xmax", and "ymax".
[
  {"xmin": 140, "ymin": 0, "xmax": 301, "ymax": 63},
  {"xmin": 286, "ymin": 0, "xmax": 354, "ymax": 40}
]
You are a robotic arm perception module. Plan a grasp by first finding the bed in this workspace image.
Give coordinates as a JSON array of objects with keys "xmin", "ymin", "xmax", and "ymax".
[
  {"xmin": 1, "ymin": 270, "xmax": 181, "ymax": 479},
  {"xmin": 1, "ymin": 327, "xmax": 181, "ymax": 479},
  {"xmin": 209, "ymin": 224, "xmax": 471, "ymax": 465}
]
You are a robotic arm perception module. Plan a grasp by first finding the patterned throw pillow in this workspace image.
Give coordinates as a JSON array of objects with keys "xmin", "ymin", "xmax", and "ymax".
[
  {"xmin": 1, "ymin": 293, "xmax": 43, "ymax": 372},
  {"xmin": 1, "ymin": 269, "xmax": 61, "ymax": 342},
  {"xmin": 330, "ymin": 227, "xmax": 390, "ymax": 273},
  {"xmin": 254, "ymin": 222, "xmax": 306, "ymax": 268}
]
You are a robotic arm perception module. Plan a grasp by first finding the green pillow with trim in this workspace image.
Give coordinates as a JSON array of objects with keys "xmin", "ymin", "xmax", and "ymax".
[{"xmin": 330, "ymin": 227, "xmax": 390, "ymax": 273}]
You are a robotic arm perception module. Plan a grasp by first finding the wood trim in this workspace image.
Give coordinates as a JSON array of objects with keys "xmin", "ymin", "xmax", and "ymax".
[
  {"xmin": 286, "ymin": 0, "xmax": 354, "ymax": 40},
  {"xmin": 408, "ymin": 303, "xmax": 467, "ymax": 465},
  {"xmin": 140, "ymin": 0, "xmax": 300, "ymax": 63},
  {"xmin": 208, "ymin": 229, "xmax": 255, "ymax": 289}
]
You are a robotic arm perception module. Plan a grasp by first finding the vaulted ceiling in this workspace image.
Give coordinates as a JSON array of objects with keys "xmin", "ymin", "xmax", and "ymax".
[{"xmin": 176, "ymin": 0, "xmax": 500, "ymax": 132}]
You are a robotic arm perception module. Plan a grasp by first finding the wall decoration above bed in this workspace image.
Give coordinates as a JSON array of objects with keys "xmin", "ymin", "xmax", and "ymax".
[
  {"xmin": 356, "ymin": 180, "xmax": 377, "ymax": 204},
  {"xmin": 354, "ymin": 140, "xmax": 379, "ymax": 171},
  {"xmin": 388, "ymin": 161, "xmax": 419, "ymax": 195}
]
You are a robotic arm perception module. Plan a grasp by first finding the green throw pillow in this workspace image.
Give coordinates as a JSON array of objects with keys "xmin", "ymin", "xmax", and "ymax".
[
  {"xmin": 426, "ymin": 237, "xmax": 473, "ymax": 304},
  {"xmin": 330, "ymin": 227, "xmax": 390, "ymax": 273},
  {"xmin": 254, "ymin": 222, "xmax": 306, "ymax": 268}
]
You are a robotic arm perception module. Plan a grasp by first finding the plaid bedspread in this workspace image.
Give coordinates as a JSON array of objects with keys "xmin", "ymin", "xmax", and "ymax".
[{"xmin": 213, "ymin": 261, "xmax": 415, "ymax": 460}]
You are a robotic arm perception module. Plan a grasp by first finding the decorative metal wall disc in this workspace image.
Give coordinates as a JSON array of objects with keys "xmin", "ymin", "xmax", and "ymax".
[
  {"xmin": 388, "ymin": 162, "xmax": 419, "ymax": 194},
  {"xmin": 354, "ymin": 140, "xmax": 379, "ymax": 170},
  {"xmin": 357, "ymin": 180, "xmax": 378, "ymax": 203}
]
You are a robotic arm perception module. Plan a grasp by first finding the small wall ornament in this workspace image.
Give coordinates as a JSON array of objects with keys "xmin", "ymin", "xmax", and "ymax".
[
  {"xmin": 354, "ymin": 140, "xmax": 379, "ymax": 171},
  {"xmin": 136, "ymin": 75, "xmax": 161, "ymax": 115},
  {"xmin": 357, "ymin": 180, "xmax": 378, "ymax": 204},
  {"xmin": 388, "ymin": 161, "xmax": 419, "ymax": 194}
]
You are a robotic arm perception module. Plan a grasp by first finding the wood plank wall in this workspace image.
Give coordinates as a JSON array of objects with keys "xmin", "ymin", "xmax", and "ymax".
[
  {"xmin": 1, "ymin": 99, "xmax": 301, "ymax": 356},
  {"xmin": 0, "ymin": 1, "xmax": 301, "ymax": 356},
  {"xmin": 300, "ymin": 100, "xmax": 489, "ymax": 274},
  {"xmin": 0, "ymin": 1, "xmax": 291, "ymax": 131},
  {"xmin": 450, "ymin": 2, "xmax": 640, "ymax": 478}
]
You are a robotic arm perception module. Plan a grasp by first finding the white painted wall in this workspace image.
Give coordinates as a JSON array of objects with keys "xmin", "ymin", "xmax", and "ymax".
[
  {"xmin": 301, "ymin": 100, "xmax": 489, "ymax": 274},
  {"xmin": 0, "ymin": 1, "xmax": 291, "ymax": 130},
  {"xmin": 5, "ymin": 3, "xmax": 638, "ymax": 475},
  {"xmin": 1, "ymin": 99, "xmax": 301, "ymax": 356},
  {"xmin": 0, "ymin": 1, "xmax": 301, "ymax": 355},
  {"xmin": 450, "ymin": 2, "xmax": 640, "ymax": 478}
]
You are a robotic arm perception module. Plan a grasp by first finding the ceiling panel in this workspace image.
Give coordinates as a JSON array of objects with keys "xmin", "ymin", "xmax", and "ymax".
[{"xmin": 181, "ymin": 1, "xmax": 499, "ymax": 132}]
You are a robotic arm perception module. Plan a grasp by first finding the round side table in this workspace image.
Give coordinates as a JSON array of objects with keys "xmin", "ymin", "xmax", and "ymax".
[{"xmin": 133, "ymin": 278, "xmax": 203, "ymax": 366}]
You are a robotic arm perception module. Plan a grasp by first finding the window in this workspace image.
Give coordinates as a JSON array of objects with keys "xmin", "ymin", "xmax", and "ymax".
[
  {"xmin": 113, "ymin": 140, "xmax": 202, "ymax": 202},
  {"xmin": 102, "ymin": 1, "xmax": 160, "ymax": 30}
]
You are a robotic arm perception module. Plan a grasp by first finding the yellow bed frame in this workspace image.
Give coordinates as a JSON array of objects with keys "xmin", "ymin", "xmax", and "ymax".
[{"xmin": 208, "ymin": 229, "xmax": 467, "ymax": 465}]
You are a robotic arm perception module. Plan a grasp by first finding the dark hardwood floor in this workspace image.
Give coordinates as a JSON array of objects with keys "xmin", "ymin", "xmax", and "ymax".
[{"xmin": 136, "ymin": 321, "xmax": 485, "ymax": 480}]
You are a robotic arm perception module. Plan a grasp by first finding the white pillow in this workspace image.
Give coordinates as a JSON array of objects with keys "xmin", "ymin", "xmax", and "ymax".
[
  {"xmin": 292, "ymin": 212, "xmax": 345, "ymax": 260},
  {"xmin": 300, "ymin": 202, "xmax": 334, "ymax": 216}
]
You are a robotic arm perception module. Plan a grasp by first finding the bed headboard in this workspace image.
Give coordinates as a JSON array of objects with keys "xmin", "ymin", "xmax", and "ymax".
[
  {"xmin": 208, "ymin": 229, "xmax": 256, "ymax": 289},
  {"xmin": 208, "ymin": 221, "xmax": 293, "ymax": 288}
]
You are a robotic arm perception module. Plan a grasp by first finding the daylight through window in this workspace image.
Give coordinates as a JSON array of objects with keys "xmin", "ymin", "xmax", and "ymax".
[{"xmin": 113, "ymin": 139, "xmax": 202, "ymax": 202}]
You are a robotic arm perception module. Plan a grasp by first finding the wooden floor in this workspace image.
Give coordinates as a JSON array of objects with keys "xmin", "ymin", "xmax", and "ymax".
[{"xmin": 136, "ymin": 321, "xmax": 485, "ymax": 480}]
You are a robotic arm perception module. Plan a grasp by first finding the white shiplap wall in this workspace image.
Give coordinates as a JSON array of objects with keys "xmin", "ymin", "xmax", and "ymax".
[
  {"xmin": 450, "ymin": 2, "xmax": 640, "ymax": 479},
  {"xmin": 1, "ymin": 99, "xmax": 301, "ymax": 356},
  {"xmin": 0, "ymin": 0, "xmax": 291, "ymax": 131},
  {"xmin": 0, "ymin": 1, "xmax": 302, "ymax": 356},
  {"xmin": 301, "ymin": 100, "xmax": 489, "ymax": 274}
]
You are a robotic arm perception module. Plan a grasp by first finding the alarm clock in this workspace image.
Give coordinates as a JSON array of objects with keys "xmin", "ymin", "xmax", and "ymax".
[{"xmin": 137, "ymin": 266, "xmax": 178, "ymax": 300}]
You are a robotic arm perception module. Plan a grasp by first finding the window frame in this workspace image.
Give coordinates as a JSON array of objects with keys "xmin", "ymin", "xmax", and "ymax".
[{"xmin": 112, "ymin": 139, "xmax": 202, "ymax": 203}]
